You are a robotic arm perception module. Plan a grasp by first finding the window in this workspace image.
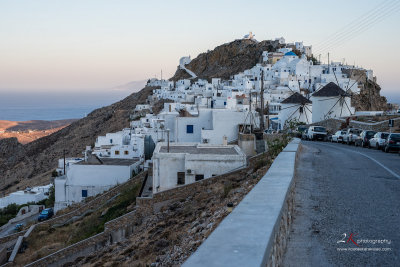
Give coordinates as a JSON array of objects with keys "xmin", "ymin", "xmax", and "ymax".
[
  {"xmin": 186, "ymin": 125, "xmax": 194, "ymax": 134},
  {"xmin": 110, "ymin": 139, "xmax": 113, "ymax": 144},
  {"xmin": 224, "ymin": 102, "xmax": 226, "ymax": 106},
  {"xmin": 177, "ymin": 172, "xmax": 185, "ymax": 185},
  {"xmin": 124, "ymin": 151, "xmax": 129, "ymax": 155},
  {"xmin": 115, "ymin": 150, "xmax": 120, "ymax": 155},
  {"xmin": 82, "ymin": 190, "xmax": 88, "ymax": 198},
  {"xmin": 195, "ymin": 174, "xmax": 204, "ymax": 181}
]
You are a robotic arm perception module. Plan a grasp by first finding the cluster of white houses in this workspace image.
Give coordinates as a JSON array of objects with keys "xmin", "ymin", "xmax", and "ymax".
[{"xmin": 50, "ymin": 36, "xmax": 375, "ymax": 212}]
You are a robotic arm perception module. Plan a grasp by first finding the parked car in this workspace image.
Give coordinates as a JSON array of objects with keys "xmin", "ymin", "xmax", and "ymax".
[
  {"xmin": 331, "ymin": 130, "xmax": 347, "ymax": 143},
  {"xmin": 301, "ymin": 128, "xmax": 309, "ymax": 140},
  {"xmin": 307, "ymin": 126, "xmax": 327, "ymax": 141},
  {"xmin": 38, "ymin": 208, "xmax": 54, "ymax": 221},
  {"xmin": 355, "ymin": 130, "xmax": 376, "ymax": 147},
  {"xmin": 14, "ymin": 223, "xmax": 24, "ymax": 232},
  {"xmin": 369, "ymin": 132, "xmax": 389, "ymax": 149},
  {"xmin": 343, "ymin": 128, "xmax": 362, "ymax": 145},
  {"xmin": 294, "ymin": 125, "xmax": 308, "ymax": 138},
  {"xmin": 383, "ymin": 133, "xmax": 400, "ymax": 153}
]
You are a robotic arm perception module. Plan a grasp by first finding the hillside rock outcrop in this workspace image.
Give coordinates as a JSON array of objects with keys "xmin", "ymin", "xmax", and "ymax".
[{"xmin": 171, "ymin": 39, "xmax": 282, "ymax": 81}]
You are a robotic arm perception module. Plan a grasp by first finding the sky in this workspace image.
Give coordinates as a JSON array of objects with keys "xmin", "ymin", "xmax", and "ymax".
[{"xmin": 0, "ymin": 0, "xmax": 399, "ymax": 103}]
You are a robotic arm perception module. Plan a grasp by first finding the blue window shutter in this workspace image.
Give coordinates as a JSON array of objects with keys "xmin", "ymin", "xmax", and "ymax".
[
  {"xmin": 187, "ymin": 125, "xmax": 194, "ymax": 133},
  {"xmin": 82, "ymin": 190, "xmax": 88, "ymax": 197}
]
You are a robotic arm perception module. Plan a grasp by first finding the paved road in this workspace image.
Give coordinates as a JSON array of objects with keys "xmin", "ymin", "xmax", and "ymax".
[
  {"xmin": 283, "ymin": 141, "xmax": 400, "ymax": 266},
  {"xmin": 0, "ymin": 213, "xmax": 38, "ymax": 238}
]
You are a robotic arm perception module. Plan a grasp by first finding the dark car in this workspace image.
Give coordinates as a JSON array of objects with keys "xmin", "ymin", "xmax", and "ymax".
[
  {"xmin": 383, "ymin": 133, "xmax": 400, "ymax": 153},
  {"xmin": 295, "ymin": 125, "xmax": 308, "ymax": 138},
  {"xmin": 38, "ymin": 208, "xmax": 54, "ymax": 221},
  {"xmin": 301, "ymin": 128, "xmax": 309, "ymax": 140},
  {"xmin": 355, "ymin": 130, "xmax": 376, "ymax": 147}
]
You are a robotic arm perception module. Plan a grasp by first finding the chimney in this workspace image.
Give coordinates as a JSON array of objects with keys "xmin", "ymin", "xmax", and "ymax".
[{"xmin": 223, "ymin": 135, "xmax": 228, "ymax": 146}]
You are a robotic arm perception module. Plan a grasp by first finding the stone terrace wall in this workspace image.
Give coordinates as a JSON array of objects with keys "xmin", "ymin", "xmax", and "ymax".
[{"xmin": 12, "ymin": 172, "xmax": 147, "ymax": 266}]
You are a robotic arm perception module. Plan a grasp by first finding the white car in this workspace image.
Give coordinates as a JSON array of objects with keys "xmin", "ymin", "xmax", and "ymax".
[
  {"xmin": 331, "ymin": 130, "xmax": 347, "ymax": 143},
  {"xmin": 369, "ymin": 132, "xmax": 389, "ymax": 149},
  {"xmin": 343, "ymin": 128, "xmax": 362, "ymax": 145},
  {"xmin": 307, "ymin": 126, "xmax": 327, "ymax": 141}
]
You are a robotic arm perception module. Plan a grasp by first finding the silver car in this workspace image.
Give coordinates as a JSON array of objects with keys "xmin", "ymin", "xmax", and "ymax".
[
  {"xmin": 331, "ymin": 130, "xmax": 347, "ymax": 143},
  {"xmin": 369, "ymin": 132, "xmax": 389, "ymax": 149}
]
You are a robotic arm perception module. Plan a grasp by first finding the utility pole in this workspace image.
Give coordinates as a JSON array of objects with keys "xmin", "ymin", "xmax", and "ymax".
[
  {"xmin": 63, "ymin": 148, "xmax": 66, "ymax": 175},
  {"xmin": 260, "ymin": 70, "xmax": 265, "ymax": 131},
  {"xmin": 167, "ymin": 129, "xmax": 170, "ymax": 152},
  {"xmin": 327, "ymin": 52, "xmax": 330, "ymax": 74}
]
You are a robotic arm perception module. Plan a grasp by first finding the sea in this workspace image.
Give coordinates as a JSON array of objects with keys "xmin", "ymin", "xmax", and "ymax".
[{"xmin": 0, "ymin": 90, "xmax": 132, "ymax": 121}]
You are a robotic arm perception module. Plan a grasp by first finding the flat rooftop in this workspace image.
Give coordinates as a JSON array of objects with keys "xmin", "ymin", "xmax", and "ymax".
[
  {"xmin": 159, "ymin": 145, "xmax": 238, "ymax": 155},
  {"xmin": 77, "ymin": 157, "xmax": 140, "ymax": 166}
]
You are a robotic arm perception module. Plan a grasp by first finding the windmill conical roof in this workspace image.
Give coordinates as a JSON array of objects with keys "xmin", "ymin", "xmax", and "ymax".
[
  {"xmin": 312, "ymin": 82, "xmax": 347, "ymax": 97},
  {"xmin": 281, "ymin": 92, "xmax": 311, "ymax": 105}
]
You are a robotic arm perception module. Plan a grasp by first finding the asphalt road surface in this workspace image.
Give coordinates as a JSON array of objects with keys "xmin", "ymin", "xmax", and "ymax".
[
  {"xmin": 283, "ymin": 140, "xmax": 400, "ymax": 266},
  {"xmin": 0, "ymin": 212, "xmax": 38, "ymax": 238}
]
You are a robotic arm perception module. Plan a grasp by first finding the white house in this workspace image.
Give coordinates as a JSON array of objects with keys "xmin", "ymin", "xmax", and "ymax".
[
  {"xmin": 152, "ymin": 143, "xmax": 246, "ymax": 193},
  {"xmin": 0, "ymin": 185, "xmax": 52, "ymax": 209},
  {"xmin": 54, "ymin": 155, "xmax": 140, "ymax": 212}
]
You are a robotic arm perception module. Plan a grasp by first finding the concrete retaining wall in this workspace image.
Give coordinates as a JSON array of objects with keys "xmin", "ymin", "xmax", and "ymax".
[{"xmin": 183, "ymin": 138, "xmax": 301, "ymax": 267}]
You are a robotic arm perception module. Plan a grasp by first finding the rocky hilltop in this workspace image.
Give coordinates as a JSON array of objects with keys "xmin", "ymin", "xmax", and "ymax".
[{"xmin": 171, "ymin": 39, "xmax": 283, "ymax": 81}]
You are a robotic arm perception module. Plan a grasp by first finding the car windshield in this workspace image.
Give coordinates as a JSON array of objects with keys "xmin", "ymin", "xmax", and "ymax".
[
  {"xmin": 314, "ymin": 127, "xmax": 326, "ymax": 132},
  {"xmin": 390, "ymin": 134, "xmax": 400, "ymax": 140},
  {"xmin": 381, "ymin": 133, "xmax": 389, "ymax": 139},
  {"xmin": 41, "ymin": 210, "xmax": 48, "ymax": 215},
  {"xmin": 341, "ymin": 131, "xmax": 346, "ymax": 134},
  {"xmin": 366, "ymin": 132, "xmax": 376, "ymax": 137}
]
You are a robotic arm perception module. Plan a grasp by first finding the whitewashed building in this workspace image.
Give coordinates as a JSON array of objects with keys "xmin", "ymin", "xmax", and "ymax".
[
  {"xmin": 152, "ymin": 143, "xmax": 246, "ymax": 193},
  {"xmin": 0, "ymin": 185, "xmax": 52, "ymax": 209},
  {"xmin": 54, "ymin": 155, "xmax": 140, "ymax": 212}
]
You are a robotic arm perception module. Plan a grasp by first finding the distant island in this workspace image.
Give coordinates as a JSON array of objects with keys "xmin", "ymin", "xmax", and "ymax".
[{"xmin": 0, "ymin": 119, "xmax": 77, "ymax": 144}]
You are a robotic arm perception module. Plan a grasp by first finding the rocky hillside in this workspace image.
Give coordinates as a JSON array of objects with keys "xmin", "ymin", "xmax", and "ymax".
[
  {"xmin": 0, "ymin": 86, "xmax": 156, "ymax": 194},
  {"xmin": 171, "ymin": 39, "xmax": 283, "ymax": 81},
  {"xmin": 343, "ymin": 69, "xmax": 388, "ymax": 111}
]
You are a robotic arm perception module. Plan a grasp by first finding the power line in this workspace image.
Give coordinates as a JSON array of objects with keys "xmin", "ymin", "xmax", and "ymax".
[
  {"xmin": 314, "ymin": 1, "xmax": 400, "ymax": 54},
  {"xmin": 314, "ymin": 0, "xmax": 397, "ymax": 49},
  {"xmin": 315, "ymin": 3, "xmax": 400, "ymax": 54}
]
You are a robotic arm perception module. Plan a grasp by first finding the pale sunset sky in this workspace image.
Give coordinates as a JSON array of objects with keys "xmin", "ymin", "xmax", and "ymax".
[{"xmin": 0, "ymin": 0, "xmax": 399, "ymax": 102}]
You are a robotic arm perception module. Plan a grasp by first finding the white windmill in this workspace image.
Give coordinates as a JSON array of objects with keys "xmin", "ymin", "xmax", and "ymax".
[
  {"xmin": 311, "ymin": 68, "xmax": 363, "ymax": 123},
  {"xmin": 279, "ymin": 92, "xmax": 313, "ymax": 128}
]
